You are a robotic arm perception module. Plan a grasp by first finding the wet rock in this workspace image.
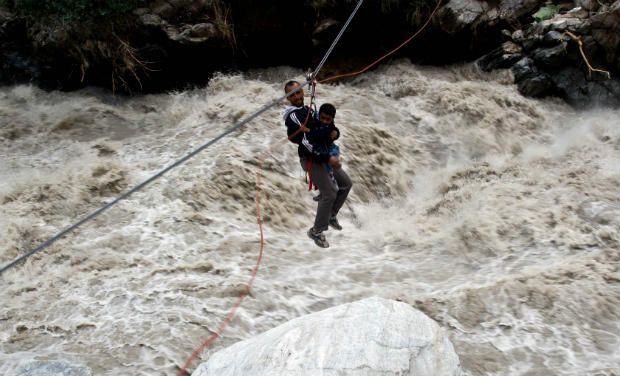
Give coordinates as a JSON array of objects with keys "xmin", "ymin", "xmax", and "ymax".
[
  {"xmin": 565, "ymin": 7, "xmax": 590, "ymax": 19},
  {"xmin": 192, "ymin": 297, "xmax": 462, "ymax": 376},
  {"xmin": 522, "ymin": 37, "xmax": 541, "ymax": 52},
  {"xmin": 16, "ymin": 360, "xmax": 92, "ymax": 376},
  {"xmin": 543, "ymin": 16, "xmax": 591, "ymax": 33},
  {"xmin": 511, "ymin": 56, "xmax": 537, "ymax": 80},
  {"xmin": 512, "ymin": 29, "xmax": 525, "ymax": 42},
  {"xmin": 313, "ymin": 18, "xmax": 339, "ymax": 36},
  {"xmin": 165, "ymin": 22, "xmax": 218, "ymax": 44},
  {"xmin": 189, "ymin": 23, "xmax": 217, "ymax": 39},
  {"xmin": 511, "ymin": 55, "xmax": 558, "ymax": 100},
  {"xmin": 132, "ymin": 7, "xmax": 149, "ymax": 16},
  {"xmin": 517, "ymin": 72, "xmax": 556, "ymax": 97},
  {"xmin": 150, "ymin": 1, "xmax": 176, "ymax": 19},
  {"xmin": 478, "ymin": 41, "xmax": 523, "ymax": 71},
  {"xmin": 0, "ymin": 7, "xmax": 13, "ymax": 23},
  {"xmin": 576, "ymin": 0, "xmax": 600, "ymax": 11},
  {"xmin": 532, "ymin": 43, "xmax": 568, "ymax": 68},
  {"xmin": 591, "ymin": 0, "xmax": 620, "ymax": 63},
  {"xmin": 438, "ymin": 0, "xmax": 488, "ymax": 34},
  {"xmin": 312, "ymin": 18, "xmax": 340, "ymax": 47},
  {"xmin": 552, "ymin": 66, "xmax": 620, "ymax": 107},
  {"xmin": 501, "ymin": 29, "xmax": 513, "ymax": 41},
  {"xmin": 499, "ymin": 0, "xmax": 545, "ymax": 19},
  {"xmin": 139, "ymin": 13, "xmax": 164, "ymax": 28},
  {"xmin": 542, "ymin": 30, "xmax": 564, "ymax": 45}
]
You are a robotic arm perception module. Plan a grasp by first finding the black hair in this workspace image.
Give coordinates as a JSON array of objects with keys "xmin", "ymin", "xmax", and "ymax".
[
  {"xmin": 319, "ymin": 103, "xmax": 336, "ymax": 117},
  {"xmin": 284, "ymin": 80, "xmax": 300, "ymax": 93}
]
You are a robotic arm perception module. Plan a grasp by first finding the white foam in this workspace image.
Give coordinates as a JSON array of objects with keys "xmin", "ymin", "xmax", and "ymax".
[{"xmin": 1, "ymin": 62, "xmax": 619, "ymax": 375}]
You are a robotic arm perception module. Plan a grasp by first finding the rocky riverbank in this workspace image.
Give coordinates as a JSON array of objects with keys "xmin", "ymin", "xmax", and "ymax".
[{"xmin": 0, "ymin": 0, "xmax": 618, "ymax": 106}]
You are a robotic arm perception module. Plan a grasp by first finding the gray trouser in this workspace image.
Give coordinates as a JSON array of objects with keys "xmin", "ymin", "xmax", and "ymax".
[{"xmin": 300, "ymin": 157, "xmax": 352, "ymax": 232}]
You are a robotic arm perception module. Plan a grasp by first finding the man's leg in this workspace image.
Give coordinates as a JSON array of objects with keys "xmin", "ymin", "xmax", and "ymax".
[
  {"xmin": 331, "ymin": 167, "xmax": 352, "ymax": 217},
  {"xmin": 300, "ymin": 158, "xmax": 338, "ymax": 232}
]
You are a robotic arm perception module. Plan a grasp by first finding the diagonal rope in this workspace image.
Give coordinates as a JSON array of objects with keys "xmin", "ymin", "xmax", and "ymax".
[
  {"xmin": 0, "ymin": 82, "xmax": 308, "ymax": 276},
  {"xmin": 1, "ymin": 0, "xmax": 368, "ymax": 277}
]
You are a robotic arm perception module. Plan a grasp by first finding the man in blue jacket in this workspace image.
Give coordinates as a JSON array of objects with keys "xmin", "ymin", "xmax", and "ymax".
[{"xmin": 282, "ymin": 80, "xmax": 352, "ymax": 248}]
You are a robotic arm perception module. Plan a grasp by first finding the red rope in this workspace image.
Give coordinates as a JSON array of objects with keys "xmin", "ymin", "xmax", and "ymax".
[
  {"xmin": 175, "ymin": 108, "xmax": 311, "ymax": 376},
  {"xmin": 318, "ymin": 0, "xmax": 443, "ymax": 84},
  {"xmin": 175, "ymin": 189, "xmax": 265, "ymax": 376}
]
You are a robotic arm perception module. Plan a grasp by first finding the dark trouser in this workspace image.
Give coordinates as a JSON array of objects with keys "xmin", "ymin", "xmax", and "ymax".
[{"xmin": 300, "ymin": 157, "xmax": 352, "ymax": 232}]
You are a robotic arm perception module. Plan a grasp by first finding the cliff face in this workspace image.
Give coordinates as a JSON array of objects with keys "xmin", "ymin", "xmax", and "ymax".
[
  {"xmin": 0, "ymin": 0, "xmax": 618, "ymax": 106},
  {"xmin": 442, "ymin": 0, "xmax": 620, "ymax": 106}
]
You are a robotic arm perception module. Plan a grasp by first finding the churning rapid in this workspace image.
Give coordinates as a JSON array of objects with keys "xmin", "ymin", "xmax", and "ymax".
[{"xmin": 1, "ymin": 61, "xmax": 619, "ymax": 375}]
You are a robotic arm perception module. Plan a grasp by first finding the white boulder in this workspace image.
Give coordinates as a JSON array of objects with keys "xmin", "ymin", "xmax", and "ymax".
[{"xmin": 193, "ymin": 297, "xmax": 462, "ymax": 376}]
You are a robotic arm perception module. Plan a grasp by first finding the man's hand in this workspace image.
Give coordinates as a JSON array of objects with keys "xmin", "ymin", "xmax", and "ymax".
[
  {"xmin": 330, "ymin": 130, "xmax": 338, "ymax": 140},
  {"xmin": 300, "ymin": 125, "xmax": 310, "ymax": 133}
]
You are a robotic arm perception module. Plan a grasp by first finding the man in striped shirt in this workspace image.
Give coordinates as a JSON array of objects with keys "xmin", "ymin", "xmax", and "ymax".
[{"xmin": 282, "ymin": 80, "xmax": 352, "ymax": 248}]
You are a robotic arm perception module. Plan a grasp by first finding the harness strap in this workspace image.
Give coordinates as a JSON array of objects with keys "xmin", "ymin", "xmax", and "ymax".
[{"xmin": 307, "ymin": 158, "xmax": 313, "ymax": 191}]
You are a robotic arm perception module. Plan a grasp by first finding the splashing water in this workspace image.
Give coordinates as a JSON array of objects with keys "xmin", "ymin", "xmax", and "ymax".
[{"xmin": 1, "ymin": 61, "xmax": 619, "ymax": 375}]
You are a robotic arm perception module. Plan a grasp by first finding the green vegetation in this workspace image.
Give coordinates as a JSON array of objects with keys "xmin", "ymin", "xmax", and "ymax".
[
  {"xmin": 12, "ymin": 0, "xmax": 142, "ymax": 20},
  {"xmin": 532, "ymin": 4, "xmax": 560, "ymax": 22}
]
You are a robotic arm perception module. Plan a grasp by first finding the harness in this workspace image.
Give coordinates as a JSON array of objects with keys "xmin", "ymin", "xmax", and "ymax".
[{"xmin": 306, "ymin": 70, "xmax": 318, "ymax": 191}]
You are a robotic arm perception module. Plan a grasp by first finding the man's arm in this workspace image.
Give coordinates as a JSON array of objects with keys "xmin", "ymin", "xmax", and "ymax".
[{"xmin": 285, "ymin": 108, "xmax": 309, "ymax": 144}]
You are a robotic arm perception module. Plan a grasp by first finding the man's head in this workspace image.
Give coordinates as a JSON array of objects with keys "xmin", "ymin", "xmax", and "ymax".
[
  {"xmin": 284, "ymin": 80, "xmax": 304, "ymax": 107},
  {"xmin": 319, "ymin": 103, "xmax": 336, "ymax": 124}
]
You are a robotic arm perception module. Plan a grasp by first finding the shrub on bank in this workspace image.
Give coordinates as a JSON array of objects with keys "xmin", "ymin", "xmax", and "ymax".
[{"xmin": 9, "ymin": 0, "xmax": 141, "ymax": 20}]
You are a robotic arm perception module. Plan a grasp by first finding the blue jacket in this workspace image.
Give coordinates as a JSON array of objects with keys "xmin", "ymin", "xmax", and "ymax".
[{"xmin": 283, "ymin": 105, "xmax": 339, "ymax": 163}]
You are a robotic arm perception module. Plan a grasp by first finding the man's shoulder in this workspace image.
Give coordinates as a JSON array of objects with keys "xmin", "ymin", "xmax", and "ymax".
[{"xmin": 283, "ymin": 105, "xmax": 311, "ymax": 125}]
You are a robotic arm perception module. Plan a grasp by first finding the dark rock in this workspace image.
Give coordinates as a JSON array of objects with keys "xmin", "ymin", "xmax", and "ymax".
[
  {"xmin": 164, "ymin": 22, "xmax": 219, "ymax": 44},
  {"xmin": 565, "ymin": 7, "xmax": 590, "ymax": 19},
  {"xmin": 501, "ymin": 29, "xmax": 513, "ymax": 41},
  {"xmin": 576, "ymin": 0, "xmax": 600, "ymax": 11},
  {"xmin": 522, "ymin": 35, "xmax": 542, "ymax": 51},
  {"xmin": 0, "ymin": 0, "xmax": 617, "ymax": 107},
  {"xmin": 517, "ymin": 73, "xmax": 556, "ymax": 97},
  {"xmin": 150, "ymin": 1, "xmax": 176, "ymax": 19},
  {"xmin": 552, "ymin": 66, "xmax": 620, "ymax": 107},
  {"xmin": 0, "ymin": 7, "xmax": 13, "ymax": 22},
  {"xmin": 543, "ymin": 17, "xmax": 591, "ymax": 34},
  {"xmin": 499, "ymin": 0, "xmax": 545, "ymax": 19},
  {"xmin": 512, "ymin": 29, "xmax": 525, "ymax": 42},
  {"xmin": 133, "ymin": 8, "xmax": 149, "ymax": 16},
  {"xmin": 591, "ymin": 0, "xmax": 620, "ymax": 63},
  {"xmin": 532, "ymin": 43, "xmax": 568, "ymax": 68},
  {"xmin": 478, "ymin": 41, "xmax": 523, "ymax": 71},
  {"xmin": 189, "ymin": 23, "xmax": 217, "ymax": 39},
  {"xmin": 511, "ymin": 57, "xmax": 537, "ymax": 80},
  {"xmin": 312, "ymin": 18, "xmax": 340, "ymax": 47},
  {"xmin": 313, "ymin": 18, "xmax": 339, "ymax": 36},
  {"xmin": 542, "ymin": 30, "xmax": 564, "ymax": 46},
  {"xmin": 139, "ymin": 13, "xmax": 164, "ymax": 28},
  {"xmin": 438, "ymin": 0, "xmax": 488, "ymax": 34}
]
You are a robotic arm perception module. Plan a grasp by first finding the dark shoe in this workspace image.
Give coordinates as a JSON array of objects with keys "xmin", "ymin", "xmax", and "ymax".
[
  {"xmin": 329, "ymin": 216, "xmax": 342, "ymax": 231},
  {"xmin": 313, "ymin": 194, "xmax": 321, "ymax": 202},
  {"xmin": 307, "ymin": 227, "xmax": 329, "ymax": 248}
]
